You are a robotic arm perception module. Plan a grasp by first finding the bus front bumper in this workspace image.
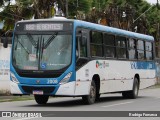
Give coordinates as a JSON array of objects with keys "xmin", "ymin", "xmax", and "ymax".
[{"xmin": 10, "ymin": 81, "xmax": 76, "ymax": 96}]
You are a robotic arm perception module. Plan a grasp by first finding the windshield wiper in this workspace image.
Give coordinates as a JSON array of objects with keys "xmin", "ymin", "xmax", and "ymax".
[
  {"xmin": 41, "ymin": 38, "xmax": 45, "ymax": 60},
  {"xmin": 15, "ymin": 35, "xmax": 30, "ymax": 55},
  {"xmin": 43, "ymin": 32, "xmax": 58, "ymax": 49},
  {"xmin": 36, "ymin": 38, "xmax": 39, "ymax": 58},
  {"xmin": 27, "ymin": 33, "xmax": 37, "ymax": 48}
]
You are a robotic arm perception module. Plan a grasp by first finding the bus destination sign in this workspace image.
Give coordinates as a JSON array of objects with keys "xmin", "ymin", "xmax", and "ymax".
[{"xmin": 24, "ymin": 24, "xmax": 63, "ymax": 31}]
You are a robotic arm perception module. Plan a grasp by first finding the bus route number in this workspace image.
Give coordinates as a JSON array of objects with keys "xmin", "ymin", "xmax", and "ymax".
[{"xmin": 47, "ymin": 79, "xmax": 58, "ymax": 84}]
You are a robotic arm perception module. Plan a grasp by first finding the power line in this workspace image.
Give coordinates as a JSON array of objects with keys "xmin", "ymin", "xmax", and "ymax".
[{"xmin": 133, "ymin": 5, "xmax": 154, "ymax": 23}]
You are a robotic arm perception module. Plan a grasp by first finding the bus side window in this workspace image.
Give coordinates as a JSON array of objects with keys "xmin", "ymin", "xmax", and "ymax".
[
  {"xmin": 137, "ymin": 40, "xmax": 145, "ymax": 60},
  {"xmin": 128, "ymin": 38, "xmax": 137, "ymax": 60},
  {"xmin": 80, "ymin": 36, "xmax": 87, "ymax": 57},
  {"xmin": 104, "ymin": 34, "xmax": 115, "ymax": 58},
  {"xmin": 90, "ymin": 31, "xmax": 103, "ymax": 57},
  {"xmin": 116, "ymin": 36, "xmax": 127, "ymax": 59},
  {"xmin": 76, "ymin": 35, "xmax": 87, "ymax": 58},
  {"xmin": 145, "ymin": 42, "xmax": 153, "ymax": 60}
]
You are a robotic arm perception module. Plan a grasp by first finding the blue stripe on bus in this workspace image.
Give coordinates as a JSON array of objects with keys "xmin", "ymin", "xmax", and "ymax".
[
  {"xmin": 130, "ymin": 62, "xmax": 155, "ymax": 70},
  {"xmin": 74, "ymin": 20, "xmax": 154, "ymax": 41}
]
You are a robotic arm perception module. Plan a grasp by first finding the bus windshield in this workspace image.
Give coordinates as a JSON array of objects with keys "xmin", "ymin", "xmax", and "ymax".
[{"xmin": 13, "ymin": 32, "xmax": 72, "ymax": 71}]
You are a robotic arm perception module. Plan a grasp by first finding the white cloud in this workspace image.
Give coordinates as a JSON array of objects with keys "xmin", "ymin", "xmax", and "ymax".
[
  {"xmin": 146, "ymin": 0, "xmax": 159, "ymax": 4},
  {"xmin": 0, "ymin": 8, "xmax": 3, "ymax": 12},
  {"xmin": 10, "ymin": 0, "xmax": 16, "ymax": 5}
]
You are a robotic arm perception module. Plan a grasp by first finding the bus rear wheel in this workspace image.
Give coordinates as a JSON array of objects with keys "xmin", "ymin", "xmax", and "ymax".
[
  {"xmin": 34, "ymin": 95, "xmax": 49, "ymax": 104},
  {"xmin": 82, "ymin": 80, "xmax": 96, "ymax": 104},
  {"xmin": 122, "ymin": 77, "xmax": 139, "ymax": 99}
]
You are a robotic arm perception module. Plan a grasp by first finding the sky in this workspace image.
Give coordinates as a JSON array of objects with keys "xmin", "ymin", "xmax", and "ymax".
[
  {"xmin": 8, "ymin": 0, "xmax": 160, "ymax": 5},
  {"xmin": 11, "ymin": 0, "xmax": 159, "ymax": 5},
  {"xmin": 146, "ymin": 0, "xmax": 159, "ymax": 4},
  {"xmin": 9, "ymin": 0, "xmax": 159, "ymax": 4},
  {"xmin": 1, "ymin": 0, "xmax": 159, "ymax": 6}
]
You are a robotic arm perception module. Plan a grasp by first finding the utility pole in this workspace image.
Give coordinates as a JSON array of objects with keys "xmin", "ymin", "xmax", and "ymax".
[{"xmin": 66, "ymin": 0, "xmax": 68, "ymax": 18}]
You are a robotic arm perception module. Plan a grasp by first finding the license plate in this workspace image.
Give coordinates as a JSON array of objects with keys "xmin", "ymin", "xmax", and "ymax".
[{"xmin": 33, "ymin": 90, "xmax": 43, "ymax": 95}]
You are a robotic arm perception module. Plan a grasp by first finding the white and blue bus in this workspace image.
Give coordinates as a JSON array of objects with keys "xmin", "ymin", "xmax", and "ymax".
[{"xmin": 3, "ymin": 18, "xmax": 156, "ymax": 104}]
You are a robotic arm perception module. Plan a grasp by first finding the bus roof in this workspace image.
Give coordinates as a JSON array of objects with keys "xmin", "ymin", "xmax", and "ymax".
[
  {"xmin": 16, "ymin": 18, "xmax": 154, "ymax": 41},
  {"xmin": 17, "ymin": 17, "xmax": 73, "ymax": 23},
  {"xmin": 74, "ymin": 20, "xmax": 154, "ymax": 42}
]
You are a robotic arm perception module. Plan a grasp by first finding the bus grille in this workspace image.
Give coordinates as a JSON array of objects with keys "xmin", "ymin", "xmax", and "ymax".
[{"xmin": 21, "ymin": 86, "xmax": 55, "ymax": 94}]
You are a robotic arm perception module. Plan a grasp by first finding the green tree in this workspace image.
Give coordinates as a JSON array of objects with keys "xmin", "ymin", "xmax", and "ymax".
[
  {"xmin": 56, "ymin": 0, "xmax": 90, "ymax": 18},
  {"xmin": 0, "ymin": 0, "xmax": 33, "ymax": 30}
]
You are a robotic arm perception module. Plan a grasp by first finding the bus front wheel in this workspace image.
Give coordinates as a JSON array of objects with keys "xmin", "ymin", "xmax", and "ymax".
[
  {"xmin": 122, "ymin": 77, "xmax": 139, "ymax": 99},
  {"xmin": 82, "ymin": 80, "xmax": 96, "ymax": 104},
  {"xmin": 34, "ymin": 95, "xmax": 49, "ymax": 104}
]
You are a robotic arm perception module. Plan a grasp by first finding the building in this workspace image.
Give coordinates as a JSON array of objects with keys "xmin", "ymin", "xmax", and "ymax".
[{"xmin": 0, "ymin": 21, "xmax": 11, "ymax": 92}]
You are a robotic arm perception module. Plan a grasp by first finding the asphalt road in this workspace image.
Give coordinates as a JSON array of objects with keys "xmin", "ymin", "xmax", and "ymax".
[{"xmin": 0, "ymin": 87, "xmax": 160, "ymax": 120}]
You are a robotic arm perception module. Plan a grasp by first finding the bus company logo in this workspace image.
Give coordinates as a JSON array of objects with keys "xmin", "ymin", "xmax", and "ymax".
[
  {"xmin": 96, "ymin": 61, "xmax": 109, "ymax": 69},
  {"xmin": 131, "ymin": 62, "xmax": 154, "ymax": 69},
  {"xmin": 36, "ymin": 80, "xmax": 40, "ymax": 84}
]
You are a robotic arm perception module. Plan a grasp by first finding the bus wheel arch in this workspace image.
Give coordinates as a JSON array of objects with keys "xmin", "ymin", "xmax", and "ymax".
[
  {"xmin": 92, "ymin": 74, "xmax": 100, "ymax": 101},
  {"xmin": 82, "ymin": 74, "xmax": 100, "ymax": 104},
  {"xmin": 82, "ymin": 80, "xmax": 96, "ymax": 104},
  {"xmin": 135, "ymin": 74, "xmax": 140, "ymax": 88},
  {"xmin": 122, "ymin": 74, "xmax": 140, "ymax": 99}
]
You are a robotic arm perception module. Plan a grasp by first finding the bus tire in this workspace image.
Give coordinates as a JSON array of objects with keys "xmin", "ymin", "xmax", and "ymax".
[
  {"xmin": 122, "ymin": 77, "xmax": 139, "ymax": 99},
  {"xmin": 82, "ymin": 80, "xmax": 96, "ymax": 104},
  {"xmin": 95, "ymin": 94, "xmax": 100, "ymax": 101},
  {"xmin": 34, "ymin": 95, "xmax": 49, "ymax": 104}
]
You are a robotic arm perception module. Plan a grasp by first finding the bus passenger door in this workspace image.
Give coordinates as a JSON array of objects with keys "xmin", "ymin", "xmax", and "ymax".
[
  {"xmin": 76, "ymin": 29, "xmax": 89, "ymax": 70},
  {"xmin": 75, "ymin": 29, "xmax": 90, "ymax": 95}
]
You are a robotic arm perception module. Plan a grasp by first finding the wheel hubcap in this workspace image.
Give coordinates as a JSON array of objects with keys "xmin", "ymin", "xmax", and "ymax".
[
  {"xmin": 90, "ymin": 85, "xmax": 96, "ymax": 99},
  {"xmin": 134, "ymin": 83, "xmax": 138, "ymax": 96}
]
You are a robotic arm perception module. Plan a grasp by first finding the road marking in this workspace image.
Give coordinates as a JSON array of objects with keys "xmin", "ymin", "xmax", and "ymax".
[{"xmin": 102, "ymin": 101, "xmax": 134, "ymax": 108}]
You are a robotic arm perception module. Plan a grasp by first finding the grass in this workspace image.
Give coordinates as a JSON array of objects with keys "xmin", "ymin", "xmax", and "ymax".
[
  {"xmin": 0, "ymin": 90, "xmax": 34, "ymax": 102},
  {"xmin": 0, "ymin": 95, "xmax": 34, "ymax": 102},
  {"xmin": 147, "ymin": 83, "xmax": 160, "ymax": 89},
  {"xmin": 0, "ymin": 90, "xmax": 11, "ymax": 96}
]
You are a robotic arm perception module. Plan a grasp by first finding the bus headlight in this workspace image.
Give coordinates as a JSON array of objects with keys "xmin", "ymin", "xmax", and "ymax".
[
  {"xmin": 11, "ymin": 73, "xmax": 19, "ymax": 84},
  {"xmin": 60, "ymin": 72, "xmax": 72, "ymax": 85}
]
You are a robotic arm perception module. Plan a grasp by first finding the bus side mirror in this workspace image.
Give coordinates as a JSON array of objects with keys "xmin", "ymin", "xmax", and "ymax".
[
  {"xmin": 3, "ymin": 37, "xmax": 8, "ymax": 48},
  {"xmin": 81, "ymin": 36, "xmax": 87, "ymax": 46},
  {"xmin": 2, "ymin": 30, "xmax": 13, "ymax": 48},
  {"xmin": 1, "ymin": 37, "xmax": 8, "ymax": 48}
]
